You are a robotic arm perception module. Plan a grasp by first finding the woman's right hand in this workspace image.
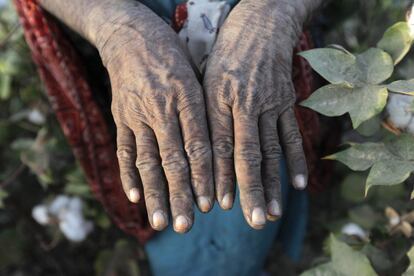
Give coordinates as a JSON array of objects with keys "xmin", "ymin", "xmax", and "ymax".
[{"xmin": 93, "ymin": 1, "xmax": 214, "ymax": 233}]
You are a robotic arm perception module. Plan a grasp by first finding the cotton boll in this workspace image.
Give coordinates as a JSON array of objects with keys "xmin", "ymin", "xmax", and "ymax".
[
  {"xmin": 48, "ymin": 195, "xmax": 70, "ymax": 216},
  {"xmin": 408, "ymin": 4, "xmax": 414, "ymax": 36},
  {"xmin": 33, "ymin": 195, "xmax": 93, "ymax": 242},
  {"xmin": 59, "ymin": 212, "xmax": 86, "ymax": 242},
  {"xmin": 59, "ymin": 206, "xmax": 93, "ymax": 242},
  {"xmin": 407, "ymin": 118, "xmax": 414, "ymax": 134},
  {"xmin": 68, "ymin": 197, "xmax": 83, "ymax": 213},
  {"xmin": 386, "ymin": 94, "xmax": 414, "ymax": 132},
  {"xmin": 341, "ymin": 223, "xmax": 367, "ymax": 239},
  {"xmin": 32, "ymin": 205, "xmax": 50, "ymax": 225},
  {"xmin": 389, "ymin": 216, "xmax": 401, "ymax": 227},
  {"xmin": 27, "ymin": 109, "xmax": 46, "ymax": 125}
]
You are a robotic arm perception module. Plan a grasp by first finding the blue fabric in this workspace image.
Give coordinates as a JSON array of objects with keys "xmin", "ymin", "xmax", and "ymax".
[
  {"xmin": 138, "ymin": 1, "xmax": 309, "ymax": 275},
  {"xmin": 145, "ymin": 160, "xmax": 308, "ymax": 276}
]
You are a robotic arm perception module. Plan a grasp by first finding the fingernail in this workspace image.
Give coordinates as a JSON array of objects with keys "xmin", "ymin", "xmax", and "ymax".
[
  {"xmin": 174, "ymin": 215, "xmax": 189, "ymax": 233},
  {"xmin": 152, "ymin": 210, "xmax": 167, "ymax": 230},
  {"xmin": 221, "ymin": 193, "xmax": 233, "ymax": 210},
  {"xmin": 128, "ymin": 188, "xmax": 140, "ymax": 203},
  {"xmin": 267, "ymin": 200, "xmax": 281, "ymax": 217},
  {"xmin": 252, "ymin": 207, "xmax": 266, "ymax": 227},
  {"xmin": 197, "ymin": 196, "xmax": 211, "ymax": 213},
  {"xmin": 294, "ymin": 174, "xmax": 307, "ymax": 190}
]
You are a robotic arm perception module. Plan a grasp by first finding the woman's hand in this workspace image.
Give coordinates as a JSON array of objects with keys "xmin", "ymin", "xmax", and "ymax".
[
  {"xmin": 204, "ymin": 0, "xmax": 321, "ymax": 229},
  {"xmin": 38, "ymin": 0, "xmax": 214, "ymax": 233},
  {"xmin": 99, "ymin": 3, "xmax": 215, "ymax": 233}
]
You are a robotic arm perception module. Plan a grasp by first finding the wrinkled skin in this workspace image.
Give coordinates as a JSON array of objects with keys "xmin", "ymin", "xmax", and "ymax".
[
  {"xmin": 38, "ymin": 0, "xmax": 322, "ymax": 232},
  {"xmin": 39, "ymin": 0, "xmax": 214, "ymax": 233},
  {"xmin": 205, "ymin": 0, "xmax": 321, "ymax": 228}
]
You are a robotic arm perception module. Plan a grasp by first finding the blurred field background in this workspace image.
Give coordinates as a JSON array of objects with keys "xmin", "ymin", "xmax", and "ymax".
[{"xmin": 0, "ymin": 0, "xmax": 414, "ymax": 275}]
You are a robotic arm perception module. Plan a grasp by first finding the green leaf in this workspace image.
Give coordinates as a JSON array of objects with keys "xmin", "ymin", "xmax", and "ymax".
[
  {"xmin": 299, "ymin": 48, "xmax": 356, "ymax": 86},
  {"xmin": 95, "ymin": 212, "xmax": 111, "ymax": 229},
  {"xmin": 388, "ymin": 134, "xmax": 414, "ymax": 160},
  {"xmin": 403, "ymin": 247, "xmax": 414, "ymax": 276},
  {"xmin": 301, "ymin": 84, "xmax": 388, "ymax": 128},
  {"xmin": 300, "ymin": 48, "xmax": 393, "ymax": 87},
  {"xmin": 387, "ymin": 79, "xmax": 414, "ymax": 95},
  {"xmin": 340, "ymin": 173, "xmax": 367, "ymax": 203},
  {"xmin": 0, "ymin": 188, "xmax": 9, "ymax": 208},
  {"xmin": 327, "ymin": 44, "xmax": 353, "ymax": 55},
  {"xmin": 0, "ymin": 228, "xmax": 27, "ymax": 268},
  {"xmin": 348, "ymin": 205, "xmax": 380, "ymax": 229},
  {"xmin": 64, "ymin": 167, "xmax": 91, "ymax": 197},
  {"xmin": 357, "ymin": 48, "xmax": 394, "ymax": 85},
  {"xmin": 301, "ymin": 263, "xmax": 342, "ymax": 276},
  {"xmin": 327, "ymin": 135, "xmax": 414, "ymax": 194},
  {"xmin": 366, "ymin": 160, "xmax": 414, "ymax": 195},
  {"xmin": 362, "ymin": 244, "xmax": 393, "ymax": 273},
  {"xmin": 325, "ymin": 143, "xmax": 392, "ymax": 171},
  {"xmin": 302, "ymin": 235, "xmax": 377, "ymax": 276},
  {"xmin": 94, "ymin": 240, "xmax": 141, "ymax": 276},
  {"xmin": 0, "ymin": 51, "xmax": 19, "ymax": 75},
  {"xmin": 330, "ymin": 235, "xmax": 377, "ymax": 276},
  {"xmin": 356, "ymin": 116, "xmax": 381, "ymax": 137},
  {"xmin": 94, "ymin": 250, "xmax": 112, "ymax": 276},
  {"xmin": 378, "ymin": 22, "xmax": 414, "ymax": 65},
  {"xmin": 0, "ymin": 74, "xmax": 11, "ymax": 100}
]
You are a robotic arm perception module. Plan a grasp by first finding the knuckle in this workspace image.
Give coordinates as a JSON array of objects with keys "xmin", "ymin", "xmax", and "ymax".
[
  {"xmin": 161, "ymin": 150, "xmax": 189, "ymax": 173},
  {"xmin": 236, "ymin": 144, "xmax": 262, "ymax": 167},
  {"xmin": 120, "ymin": 171, "xmax": 137, "ymax": 184},
  {"xmin": 285, "ymin": 132, "xmax": 303, "ymax": 148},
  {"xmin": 116, "ymin": 146, "xmax": 136, "ymax": 163},
  {"xmin": 177, "ymin": 90, "xmax": 204, "ymax": 113},
  {"xmin": 185, "ymin": 140, "xmax": 212, "ymax": 163},
  {"xmin": 262, "ymin": 142, "xmax": 282, "ymax": 159},
  {"xmin": 213, "ymin": 136, "xmax": 234, "ymax": 158},
  {"xmin": 263, "ymin": 174, "xmax": 280, "ymax": 188},
  {"xmin": 240, "ymin": 184, "xmax": 264, "ymax": 197},
  {"xmin": 144, "ymin": 189, "xmax": 163, "ymax": 203},
  {"xmin": 136, "ymin": 152, "xmax": 159, "ymax": 172},
  {"xmin": 169, "ymin": 190, "xmax": 192, "ymax": 204}
]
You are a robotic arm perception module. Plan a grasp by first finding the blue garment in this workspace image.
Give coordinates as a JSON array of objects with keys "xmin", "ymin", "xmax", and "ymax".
[
  {"xmin": 145, "ymin": 160, "xmax": 308, "ymax": 276},
  {"xmin": 138, "ymin": 1, "xmax": 309, "ymax": 275}
]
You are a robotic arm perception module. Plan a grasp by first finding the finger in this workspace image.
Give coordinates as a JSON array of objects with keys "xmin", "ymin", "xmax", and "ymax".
[
  {"xmin": 259, "ymin": 109, "xmax": 282, "ymax": 221},
  {"xmin": 153, "ymin": 117, "xmax": 194, "ymax": 233},
  {"xmin": 208, "ymin": 103, "xmax": 235, "ymax": 210},
  {"xmin": 278, "ymin": 106, "xmax": 308, "ymax": 190},
  {"xmin": 116, "ymin": 123, "xmax": 141, "ymax": 203},
  {"xmin": 134, "ymin": 121, "xmax": 169, "ymax": 231},
  {"xmin": 234, "ymin": 113, "xmax": 266, "ymax": 229},
  {"xmin": 178, "ymin": 94, "xmax": 214, "ymax": 213}
]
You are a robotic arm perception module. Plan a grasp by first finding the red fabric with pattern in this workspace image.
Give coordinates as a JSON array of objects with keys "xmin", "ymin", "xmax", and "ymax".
[
  {"xmin": 14, "ymin": 0, "xmax": 324, "ymax": 243},
  {"xmin": 13, "ymin": 0, "xmax": 154, "ymax": 243}
]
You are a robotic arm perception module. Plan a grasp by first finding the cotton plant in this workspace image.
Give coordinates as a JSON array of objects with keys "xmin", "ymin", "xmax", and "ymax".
[
  {"xmin": 300, "ymin": 13, "xmax": 414, "ymax": 196},
  {"xmin": 386, "ymin": 5, "xmax": 414, "ymax": 134},
  {"xmin": 341, "ymin": 223, "xmax": 368, "ymax": 240},
  {"xmin": 32, "ymin": 195, "xmax": 93, "ymax": 242}
]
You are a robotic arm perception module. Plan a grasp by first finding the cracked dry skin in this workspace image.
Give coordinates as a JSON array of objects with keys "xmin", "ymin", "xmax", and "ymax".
[
  {"xmin": 37, "ymin": 0, "xmax": 322, "ymax": 233},
  {"xmin": 204, "ymin": 0, "xmax": 322, "ymax": 229}
]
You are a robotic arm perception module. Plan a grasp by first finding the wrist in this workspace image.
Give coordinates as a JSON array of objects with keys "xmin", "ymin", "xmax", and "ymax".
[
  {"xmin": 91, "ymin": 2, "xmax": 171, "ymax": 67},
  {"xmin": 235, "ymin": 0, "xmax": 322, "ymax": 46}
]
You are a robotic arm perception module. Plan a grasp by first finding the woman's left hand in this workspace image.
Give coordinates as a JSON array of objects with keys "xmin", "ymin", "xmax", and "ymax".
[{"xmin": 204, "ymin": 0, "xmax": 316, "ymax": 229}]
